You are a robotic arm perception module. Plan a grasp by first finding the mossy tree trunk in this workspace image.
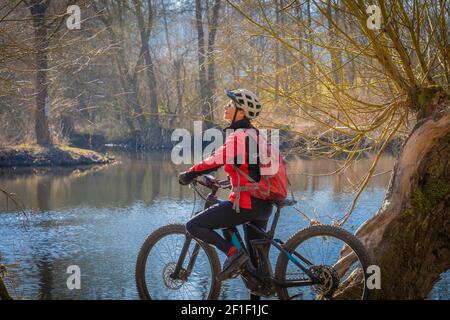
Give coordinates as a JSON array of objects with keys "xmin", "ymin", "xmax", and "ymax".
[
  {"xmin": 0, "ymin": 269, "xmax": 12, "ymax": 300},
  {"xmin": 354, "ymin": 90, "xmax": 450, "ymax": 299}
]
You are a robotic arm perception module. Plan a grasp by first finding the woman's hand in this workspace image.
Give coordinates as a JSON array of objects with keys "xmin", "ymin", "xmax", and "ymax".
[{"xmin": 178, "ymin": 171, "xmax": 196, "ymax": 185}]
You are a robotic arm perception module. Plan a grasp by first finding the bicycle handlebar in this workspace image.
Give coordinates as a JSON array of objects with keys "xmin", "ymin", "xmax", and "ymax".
[{"xmin": 192, "ymin": 175, "xmax": 231, "ymax": 190}]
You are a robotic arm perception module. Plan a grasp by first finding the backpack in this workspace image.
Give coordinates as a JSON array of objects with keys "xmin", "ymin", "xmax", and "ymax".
[{"xmin": 232, "ymin": 128, "xmax": 289, "ymax": 212}]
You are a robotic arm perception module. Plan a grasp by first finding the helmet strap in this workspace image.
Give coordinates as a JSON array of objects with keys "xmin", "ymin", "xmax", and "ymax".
[{"xmin": 231, "ymin": 105, "xmax": 239, "ymax": 124}]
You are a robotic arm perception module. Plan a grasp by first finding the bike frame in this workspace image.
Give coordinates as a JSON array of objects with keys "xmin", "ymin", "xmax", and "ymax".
[
  {"xmin": 228, "ymin": 205, "xmax": 320, "ymax": 289},
  {"xmin": 171, "ymin": 195, "xmax": 321, "ymax": 291}
]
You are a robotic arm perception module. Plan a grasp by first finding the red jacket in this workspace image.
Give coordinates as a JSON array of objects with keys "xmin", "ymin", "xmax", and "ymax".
[{"xmin": 188, "ymin": 119, "xmax": 259, "ymax": 210}]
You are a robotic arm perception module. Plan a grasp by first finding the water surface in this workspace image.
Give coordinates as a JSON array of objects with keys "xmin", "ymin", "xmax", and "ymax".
[{"xmin": 0, "ymin": 152, "xmax": 447, "ymax": 299}]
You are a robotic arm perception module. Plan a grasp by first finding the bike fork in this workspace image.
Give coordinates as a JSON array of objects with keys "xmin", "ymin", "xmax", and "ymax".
[{"xmin": 171, "ymin": 235, "xmax": 201, "ymax": 280}]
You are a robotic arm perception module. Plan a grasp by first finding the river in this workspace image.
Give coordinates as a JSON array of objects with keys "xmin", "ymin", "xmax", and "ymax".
[{"xmin": 0, "ymin": 152, "xmax": 447, "ymax": 299}]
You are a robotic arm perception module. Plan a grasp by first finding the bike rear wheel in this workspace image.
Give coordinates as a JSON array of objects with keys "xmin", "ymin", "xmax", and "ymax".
[
  {"xmin": 275, "ymin": 225, "xmax": 373, "ymax": 300},
  {"xmin": 135, "ymin": 223, "xmax": 222, "ymax": 300}
]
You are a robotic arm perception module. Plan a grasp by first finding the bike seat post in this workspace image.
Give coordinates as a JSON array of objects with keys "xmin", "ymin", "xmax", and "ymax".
[{"xmin": 268, "ymin": 205, "xmax": 282, "ymax": 238}]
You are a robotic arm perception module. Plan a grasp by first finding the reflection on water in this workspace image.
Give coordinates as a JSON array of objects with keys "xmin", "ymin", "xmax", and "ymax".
[
  {"xmin": 0, "ymin": 153, "xmax": 394, "ymax": 211},
  {"xmin": 0, "ymin": 153, "xmax": 192, "ymax": 211},
  {"xmin": 0, "ymin": 152, "xmax": 446, "ymax": 299}
]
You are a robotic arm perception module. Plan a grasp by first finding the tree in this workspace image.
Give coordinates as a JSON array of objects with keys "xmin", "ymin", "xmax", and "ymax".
[
  {"xmin": 195, "ymin": 0, "xmax": 222, "ymax": 129},
  {"xmin": 30, "ymin": 0, "xmax": 52, "ymax": 146},
  {"xmin": 93, "ymin": 0, "xmax": 164, "ymax": 148},
  {"xmin": 0, "ymin": 265, "xmax": 12, "ymax": 300},
  {"xmin": 227, "ymin": 0, "xmax": 449, "ymax": 298},
  {"xmin": 133, "ymin": 0, "xmax": 162, "ymax": 146},
  {"xmin": 1, "ymin": 0, "xmax": 112, "ymax": 147}
]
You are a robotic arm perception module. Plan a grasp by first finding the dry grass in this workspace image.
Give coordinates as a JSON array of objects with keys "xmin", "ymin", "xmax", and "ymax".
[{"xmin": 0, "ymin": 143, "xmax": 113, "ymax": 166}]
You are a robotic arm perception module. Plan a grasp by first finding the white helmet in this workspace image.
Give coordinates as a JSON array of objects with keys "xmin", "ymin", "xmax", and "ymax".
[{"xmin": 225, "ymin": 89, "xmax": 262, "ymax": 119}]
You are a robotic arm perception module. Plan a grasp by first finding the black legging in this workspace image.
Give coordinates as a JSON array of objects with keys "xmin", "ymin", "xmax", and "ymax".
[{"xmin": 186, "ymin": 198, "xmax": 273, "ymax": 259}]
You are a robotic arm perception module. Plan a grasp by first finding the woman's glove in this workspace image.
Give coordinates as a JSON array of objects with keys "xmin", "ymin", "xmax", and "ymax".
[{"xmin": 178, "ymin": 171, "xmax": 197, "ymax": 185}]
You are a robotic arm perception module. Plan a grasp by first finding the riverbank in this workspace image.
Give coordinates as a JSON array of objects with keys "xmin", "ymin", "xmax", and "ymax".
[{"xmin": 0, "ymin": 144, "xmax": 114, "ymax": 167}]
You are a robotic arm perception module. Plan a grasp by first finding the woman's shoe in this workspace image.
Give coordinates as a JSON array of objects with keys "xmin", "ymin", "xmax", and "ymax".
[{"xmin": 217, "ymin": 250, "xmax": 250, "ymax": 281}]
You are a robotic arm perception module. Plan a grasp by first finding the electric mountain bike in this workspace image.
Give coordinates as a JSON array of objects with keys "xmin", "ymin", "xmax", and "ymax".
[{"xmin": 135, "ymin": 175, "xmax": 373, "ymax": 300}]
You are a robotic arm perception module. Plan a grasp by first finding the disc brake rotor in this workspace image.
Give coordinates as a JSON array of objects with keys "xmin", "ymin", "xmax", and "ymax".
[{"xmin": 162, "ymin": 262, "xmax": 186, "ymax": 290}]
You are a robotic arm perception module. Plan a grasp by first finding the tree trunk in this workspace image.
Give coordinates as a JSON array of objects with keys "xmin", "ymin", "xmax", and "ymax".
[
  {"xmin": 0, "ymin": 275, "xmax": 12, "ymax": 300},
  {"xmin": 31, "ymin": 0, "xmax": 52, "ymax": 146},
  {"xmin": 345, "ymin": 90, "xmax": 450, "ymax": 299},
  {"xmin": 141, "ymin": 35, "xmax": 161, "ymax": 146},
  {"xmin": 161, "ymin": 0, "xmax": 183, "ymax": 129},
  {"xmin": 274, "ymin": 0, "xmax": 281, "ymax": 108},
  {"xmin": 134, "ymin": 0, "xmax": 161, "ymax": 147},
  {"xmin": 195, "ymin": 0, "xmax": 213, "ymax": 129},
  {"xmin": 294, "ymin": 4, "xmax": 305, "ymax": 88},
  {"xmin": 205, "ymin": 0, "xmax": 221, "ymax": 124},
  {"xmin": 306, "ymin": 0, "xmax": 316, "ymax": 101},
  {"xmin": 326, "ymin": 0, "xmax": 343, "ymax": 86}
]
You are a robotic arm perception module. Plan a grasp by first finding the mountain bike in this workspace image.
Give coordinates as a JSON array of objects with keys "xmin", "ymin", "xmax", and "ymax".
[{"xmin": 135, "ymin": 175, "xmax": 373, "ymax": 300}]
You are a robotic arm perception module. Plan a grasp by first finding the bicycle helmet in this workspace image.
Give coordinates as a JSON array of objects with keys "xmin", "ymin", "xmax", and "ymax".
[{"xmin": 225, "ymin": 89, "xmax": 262, "ymax": 119}]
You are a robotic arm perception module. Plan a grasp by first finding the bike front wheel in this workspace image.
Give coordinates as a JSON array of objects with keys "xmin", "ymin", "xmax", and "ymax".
[
  {"xmin": 275, "ymin": 224, "xmax": 373, "ymax": 300},
  {"xmin": 135, "ymin": 223, "xmax": 222, "ymax": 300}
]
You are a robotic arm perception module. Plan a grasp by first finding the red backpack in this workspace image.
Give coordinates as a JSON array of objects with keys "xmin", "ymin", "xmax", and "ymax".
[{"xmin": 232, "ymin": 129, "xmax": 288, "ymax": 210}]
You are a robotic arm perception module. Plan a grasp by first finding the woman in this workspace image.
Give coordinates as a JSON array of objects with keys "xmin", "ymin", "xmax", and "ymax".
[{"xmin": 178, "ymin": 89, "xmax": 273, "ymax": 292}]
